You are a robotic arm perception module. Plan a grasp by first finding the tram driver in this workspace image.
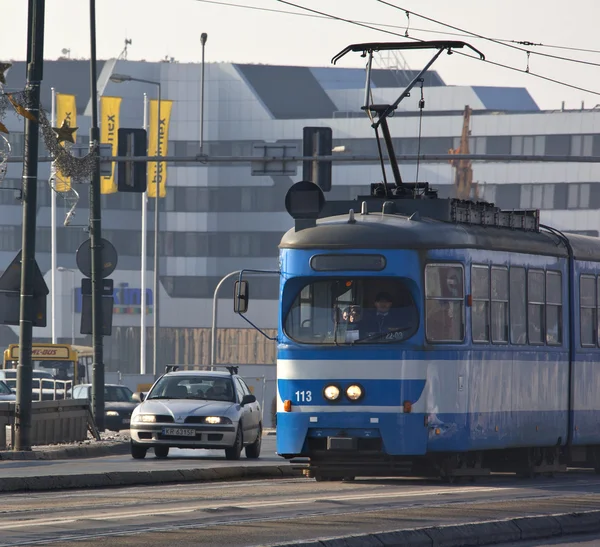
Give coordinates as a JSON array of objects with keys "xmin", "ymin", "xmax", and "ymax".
[{"xmin": 359, "ymin": 291, "xmax": 416, "ymax": 339}]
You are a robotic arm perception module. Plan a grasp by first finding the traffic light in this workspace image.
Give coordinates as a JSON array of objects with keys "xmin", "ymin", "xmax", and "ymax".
[{"xmin": 117, "ymin": 128, "xmax": 147, "ymax": 193}]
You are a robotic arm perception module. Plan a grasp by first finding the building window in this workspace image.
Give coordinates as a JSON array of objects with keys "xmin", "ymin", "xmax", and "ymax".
[
  {"xmin": 580, "ymin": 274, "xmax": 596, "ymax": 347},
  {"xmin": 486, "ymin": 136, "xmax": 511, "ymax": 155},
  {"xmin": 545, "ymin": 135, "xmax": 570, "ymax": 156},
  {"xmin": 425, "ymin": 264, "xmax": 465, "ymax": 343},
  {"xmin": 471, "ymin": 265, "xmax": 490, "ymax": 343},
  {"xmin": 510, "ymin": 267, "xmax": 527, "ymax": 345},
  {"xmin": 567, "ymin": 183, "xmax": 590, "ymax": 209},
  {"xmin": 571, "ymin": 135, "xmax": 593, "ymax": 156},
  {"xmin": 528, "ymin": 270, "xmax": 545, "ymax": 345},
  {"xmin": 520, "ymin": 184, "xmax": 555, "ymax": 210}
]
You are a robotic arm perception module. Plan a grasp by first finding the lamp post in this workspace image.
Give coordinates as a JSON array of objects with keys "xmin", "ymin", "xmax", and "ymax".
[
  {"xmin": 200, "ymin": 33, "xmax": 207, "ymax": 154},
  {"xmin": 57, "ymin": 267, "xmax": 76, "ymax": 345},
  {"xmin": 110, "ymin": 73, "xmax": 161, "ymax": 376}
]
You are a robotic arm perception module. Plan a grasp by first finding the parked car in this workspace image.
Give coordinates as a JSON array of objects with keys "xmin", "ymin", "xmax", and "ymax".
[
  {"xmin": 71, "ymin": 384, "xmax": 138, "ymax": 432},
  {"xmin": 0, "ymin": 380, "xmax": 15, "ymax": 401},
  {"xmin": 130, "ymin": 369, "xmax": 262, "ymax": 460}
]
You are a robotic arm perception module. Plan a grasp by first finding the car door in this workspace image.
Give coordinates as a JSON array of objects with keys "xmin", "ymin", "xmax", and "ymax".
[
  {"xmin": 234, "ymin": 377, "xmax": 254, "ymax": 442},
  {"xmin": 239, "ymin": 377, "xmax": 260, "ymax": 435}
]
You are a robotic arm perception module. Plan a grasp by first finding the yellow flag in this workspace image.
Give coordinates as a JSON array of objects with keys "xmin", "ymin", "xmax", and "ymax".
[
  {"xmin": 55, "ymin": 94, "xmax": 77, "ymax": 192},
  {"xmin": 100, "ymin": 96, "xmax": 122, "ymax": 194},
  {"xmin": 147, "ymin": 99, "xmax": 173, "ymax": 198}
]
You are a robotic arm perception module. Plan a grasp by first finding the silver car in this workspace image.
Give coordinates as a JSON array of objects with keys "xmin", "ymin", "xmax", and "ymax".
[{"xmin": 130, "ymin": 370, "xmax": 262, "ymax": 460}]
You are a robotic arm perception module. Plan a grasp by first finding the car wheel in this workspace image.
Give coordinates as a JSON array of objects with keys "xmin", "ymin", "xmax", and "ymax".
[
  {"xmin": 225, "ymin": 426, "xmax": 243, "ymax": 461},
  {"xmin": 154, "ymin": 446, "xmax": 169, "ymax": 459},
  {"xmin": 131, "ymin": 442, "xmax": 147, "ymax": 460},
  {"xmin": 245, "ymin": 423, "xmax": 262, "ymax": 459}
]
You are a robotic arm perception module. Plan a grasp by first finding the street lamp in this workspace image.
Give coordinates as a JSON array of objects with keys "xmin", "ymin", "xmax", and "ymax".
[
  {"xmin": 110, "ymin": 73, "xmax": 162, "ymax": 377},
  {"xmin": 200, "ymin": 33, "xmax": 207, "ymax": 154},
  {"xmin": 57, "ymin": 267, "xmax": 76, "ymax": 345}
]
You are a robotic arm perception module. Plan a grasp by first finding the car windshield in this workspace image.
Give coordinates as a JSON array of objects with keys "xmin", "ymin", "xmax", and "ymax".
[
  {"xmin": 148, "ymin": 375, "xmax": 235, "ymax": 402},
  {"xmin": 0, "ymin": 381, "xmax": 11, "ymax": 395},
  {"xmin": 105, "ymin": 386, "xmax": 134, "ymax": 402},
  {"xmin": 284, "ymin": 277, "xmax": 419, "ymax": 345}
]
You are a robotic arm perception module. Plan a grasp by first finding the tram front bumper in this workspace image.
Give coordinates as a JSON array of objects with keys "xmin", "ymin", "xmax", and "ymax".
[{"xmin": 277, "ymin": 411, "xmax": 428, "ymax": 457}]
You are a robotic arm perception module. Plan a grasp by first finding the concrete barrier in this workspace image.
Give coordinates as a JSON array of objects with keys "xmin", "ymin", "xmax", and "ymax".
[{"xmin": 1, "ymin": 399, "xmax": 89, "ymax": 448}]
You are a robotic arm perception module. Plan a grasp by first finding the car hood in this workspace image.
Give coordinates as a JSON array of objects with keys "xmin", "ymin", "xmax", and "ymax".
[
  {"xmin": 0, "ymin": 394, "xmax": 15, "ymax": 401},
  {"xmin": 137, "ymin": 399, "xmax": 235, "ymax": 418}
]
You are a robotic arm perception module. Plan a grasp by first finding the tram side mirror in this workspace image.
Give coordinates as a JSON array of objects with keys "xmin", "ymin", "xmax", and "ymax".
[{"xmin": 234, "ymin": 280, "xmax": 249, "ymax": 314}]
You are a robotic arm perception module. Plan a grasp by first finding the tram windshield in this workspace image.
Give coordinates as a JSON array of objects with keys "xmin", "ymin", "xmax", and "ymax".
[{"xmin": 284, "ymin": 277, "xmax": 419, "ymax": 345}]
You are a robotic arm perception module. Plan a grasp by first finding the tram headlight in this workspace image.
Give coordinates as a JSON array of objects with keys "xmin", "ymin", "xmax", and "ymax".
[
  {"xmin": 346, "ymin": 384, "xmax": 363, "ymax": 401},
  {"xmin": 323, "ymin": 385, "xmax": 341, "ymax": 401}
]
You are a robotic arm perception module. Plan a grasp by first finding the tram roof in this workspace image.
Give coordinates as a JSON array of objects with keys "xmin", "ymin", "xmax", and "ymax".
[{"xmin": 280, "ymin": 213, "xmax": 600, "ymax": 262}]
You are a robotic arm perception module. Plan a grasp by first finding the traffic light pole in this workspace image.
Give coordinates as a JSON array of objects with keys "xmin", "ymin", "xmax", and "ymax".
[
  {"xmin": 89, "ymin": 0, "xmax": 105, "ymax": 431},
  {"xmin": 15, "ymin": 0, "xmax": 46, "ymax": 452}
]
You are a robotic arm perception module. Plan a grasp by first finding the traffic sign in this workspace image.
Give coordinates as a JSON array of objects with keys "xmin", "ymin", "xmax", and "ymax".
[
  {"xmin": 0, "ymin": 250, "xmax": 49, "ymax": 327},
  {"xmin": 76, "ymin": 238, "xmax": 118, "ymax": 279}
]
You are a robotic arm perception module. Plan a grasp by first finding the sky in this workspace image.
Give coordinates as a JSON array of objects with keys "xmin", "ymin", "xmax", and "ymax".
[{"xmin": 2, "ymin": 0, "xmax": 600, "ymax": 111}]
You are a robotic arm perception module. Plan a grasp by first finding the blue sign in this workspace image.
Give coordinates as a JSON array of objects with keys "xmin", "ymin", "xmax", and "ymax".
[{"xmin": 75, "ymin": 283, "xmax": 153, "ymax": 315}]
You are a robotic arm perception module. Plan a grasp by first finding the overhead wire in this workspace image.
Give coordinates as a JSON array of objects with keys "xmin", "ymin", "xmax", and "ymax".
[
  {"xmin": 192, "ymin": 0, "xmax": 600, "ymax": 56},
  {"xmin": 275, "ymin": 0, "xmax": 600, "ymax": 97},
  {"xmin": 376, "ymin": 1, "xmax": 600, "ymax": 69}
]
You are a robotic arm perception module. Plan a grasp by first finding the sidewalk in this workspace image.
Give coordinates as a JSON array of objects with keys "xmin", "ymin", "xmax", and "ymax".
[{"xmin": 0, "ymin": 430, "xmax": 296, "ymax": 492}]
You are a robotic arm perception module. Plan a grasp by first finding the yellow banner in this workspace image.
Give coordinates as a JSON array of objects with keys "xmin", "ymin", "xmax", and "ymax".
[
  {"xmin": 55, "ymin": 93, "xmax": 77, "ymax": 192},
  {"xmin": 100, "ymin": 96, "xmax": 122, "ymax": 194},
  {"xmin": 147, "ymin": 99, "xmax": 173, "ymax": 198}
]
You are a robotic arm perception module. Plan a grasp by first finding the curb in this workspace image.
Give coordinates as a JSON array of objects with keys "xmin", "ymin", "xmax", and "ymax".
[
  {"xmin": 266, "ymin": 510, "xmax": 600, "ymax": 546},
  {"xmin": 0, "ymin": 464, "xmax": 301, "ymax": 493},
  {"xmin": 0, "ymin": 442, "xmax": 130, "ymax": 461}
]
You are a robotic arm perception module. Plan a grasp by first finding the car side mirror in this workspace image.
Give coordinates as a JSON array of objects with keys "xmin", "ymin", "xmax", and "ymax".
[
  {"xmin": 241, "ymin": 394, "xmax": 256, "ymax": 406},
  {"xmin": 234, "ymin": 280, "xmax": 249, "ymax": 314},
  {"xmin": 132, "ymin": 392, "xmax": 145, "ymax": 403}
]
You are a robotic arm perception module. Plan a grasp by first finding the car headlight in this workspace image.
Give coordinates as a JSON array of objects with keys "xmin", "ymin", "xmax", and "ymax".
[
  {"xmin": 133, "ymin": 414, "xmax": 157, "ymax": 423},
  {"xmin": 105, "ymin": 411, "xmax": 119, "ymax": 417},
  {"xmin": 323, "ymin": 384, "xmax": 341, "ymax": 401},
  {"xmin": 203, "ymin": 416, "xmax": 232, "ymax": 424},
  {"xmin": 346, "ymin": 384, "xmax": 363, "ymax": 401}
]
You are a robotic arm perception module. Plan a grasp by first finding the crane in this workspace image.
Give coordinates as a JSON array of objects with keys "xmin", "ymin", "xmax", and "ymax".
[{"xmin": 449, "ymin": 105, "xmax": 478, "ymax": 200}]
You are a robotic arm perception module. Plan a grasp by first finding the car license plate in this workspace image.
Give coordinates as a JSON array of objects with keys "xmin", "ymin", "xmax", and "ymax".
[{"xmin": 162, "ymin": 427, "xmax": 196, "ymax": 437}]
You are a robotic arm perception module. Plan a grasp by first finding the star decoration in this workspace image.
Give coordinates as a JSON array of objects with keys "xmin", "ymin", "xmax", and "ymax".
[
  {"xmin": 53, "ymin": 119, "xmax": 78, "ymax": 144},
  {"xmin": 6, "ymin": 93, "xmax": 37, "ymax": 122},
  {"xmin": 0, "ymin": 62, "xmax": 11, "ymax": 86},
  {"xmin": 0, "ymin": 121, "xmax": 8, "ymax": 134}
]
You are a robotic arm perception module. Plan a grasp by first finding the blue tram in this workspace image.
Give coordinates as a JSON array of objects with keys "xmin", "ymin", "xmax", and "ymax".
[
  {"xmin": 234, "ymin": 40, "xmax": 600, "ymax": 480},
  {"xmin": 269, "ymin": 182, "xmax": 600, "ymax": 480}
]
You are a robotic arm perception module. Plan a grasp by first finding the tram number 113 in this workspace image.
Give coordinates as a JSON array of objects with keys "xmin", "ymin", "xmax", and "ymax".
[{"xmin": 295, "ymin": 390, "xmax": 312, "ymax": 402}]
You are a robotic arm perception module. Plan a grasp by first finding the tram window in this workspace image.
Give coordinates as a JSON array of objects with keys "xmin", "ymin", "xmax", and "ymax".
[
  {"xmin": 425, "ymin": 264, "xmax": 465, "ymax": 343},
  {"xmin": 471, "ymin": 265, "xmax": 490, "ymax": 343},
  {"xmin": 579, "ymin": 275, "xmax": 596, "ymax": 347},
  {"xmin": 528, "ymin": 270, "xmax": 545, "ymax": 345},
  {"xmin": 284, "ymin": 277, "xmax": 419, "ymax": 345},
  {"xmin": 545, "ymin": 271, "xmax": 562, "ymax": 345},
  {"xmin": 510, "ymin": 267, "xmax": 527, "ymax": 345},
  {"xmin": 491, "ymin": 267, "xmax": 509, "ymax": 343}
]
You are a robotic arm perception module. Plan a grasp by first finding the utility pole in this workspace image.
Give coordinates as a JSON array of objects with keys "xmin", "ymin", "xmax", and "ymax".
[
  {"xmin": 89, "ymin": 0, "xmax": 105, "ymax": 431},
  {"xmin": 15, "ymin": 0, "xmax": 46, "ymax": 451}
]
